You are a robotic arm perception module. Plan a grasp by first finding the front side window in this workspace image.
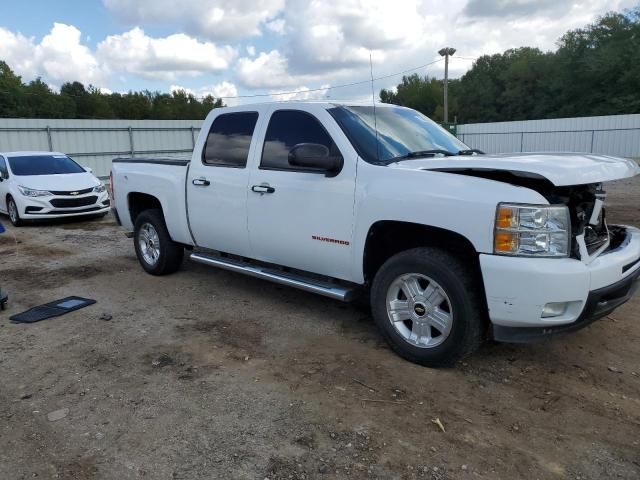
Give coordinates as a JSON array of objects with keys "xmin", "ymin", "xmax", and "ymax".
[
  {"xmin": 202, "ymin": 112, "xmax": 259, "ymax": 167},
  {"xmin": 261, "ymin": 110, "xmax": 341, "ymax": 171},
  {"xmin": 7, "ymin": 155, "xmax": 86, "ymax": 176},
  {"xmin": 328, "ymin": 105, "xmax": 469, "ymax": 164}
]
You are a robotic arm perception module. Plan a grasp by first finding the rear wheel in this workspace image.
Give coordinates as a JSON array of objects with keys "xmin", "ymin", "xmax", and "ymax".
[
  {"xmin": 7, "ymin": 196, "xmax": 22, "ymax": 227},
  {"xmin": 370, "ymin": 247, "xmax": 485, "ymax": 367},
  {"xmin": 133, "ymin": 209, "xmax": 183, "ymax": 275}
]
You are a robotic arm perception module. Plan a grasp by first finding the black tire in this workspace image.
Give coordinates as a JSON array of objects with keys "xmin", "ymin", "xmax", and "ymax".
[
  {"xmin": 7, "ymin": 196, "xmax": 23, "ymax": 227},
  {"xmin": 370, "ymin": 247, "xmax": 486, "ymax": 367},
  {"xmin": 133, "ymin": 209, "xmax": 184, "ymax": 275}
]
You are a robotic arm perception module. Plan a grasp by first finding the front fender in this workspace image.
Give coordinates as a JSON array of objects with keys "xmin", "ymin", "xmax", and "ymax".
[{"xmin": 350, "ymin": 164, "xmax": 548, "ymax": 283}]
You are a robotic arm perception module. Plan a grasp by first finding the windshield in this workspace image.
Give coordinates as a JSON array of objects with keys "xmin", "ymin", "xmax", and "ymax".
[
  {"xmin": 328, "ymin": 105, "xmax": 469, "ymax": 164},
  {"xmin": 7, "ymin": 155, "xmax": 86, "ymax": 176}
]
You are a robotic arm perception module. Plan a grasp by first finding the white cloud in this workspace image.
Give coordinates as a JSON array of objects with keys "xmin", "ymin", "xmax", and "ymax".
[
  {"xmin": 236, "ymin": 50, "xmax": 301, "ymax": 88},
  {"xmin": 269, "ymin": 85, "xmax": 331, "ymax": 102},
  {"xmin": 284, "ymin": 0, "xmax": 428, "ymax": 71},
  {"xmin": 265, "ymin": 18, "xmax": 286, "ymax": 35},
  {"xmin": 0, "ymin": 28, "xmax": 38, "ymax": 78},
  {"xmin": 0, "ymin": 23, "xmax": 107, "ymax": 86},
  {"xmin": 171, "ymin": 81, "xmax": 239, "ymax": 104},
  {"xmin": 173, "ymin": 81, "xmax": 237, "ymax": 98},
  {"xmin": 207, "ymin": 81, "xmax": 238, "ymax": 99},
  {"xmin": 97, "ymin": 27, "xmax": 236, "ymax": 81},
  {"xmin": 102, "ymin": 0, "xmax": 285, "ymax": 40},
  {"xmin": 246, "ymin": 45, "xmax": 256, "ymax": 56}
]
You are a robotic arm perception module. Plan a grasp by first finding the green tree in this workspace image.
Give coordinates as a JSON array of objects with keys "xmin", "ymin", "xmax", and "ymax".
[
  {"xmin": 380, "ymin": 74, "xmax": 445, "ymax": 120},
  {"xmin": 23, "ymin": 78, "xmax": 76, "ymax": 118},
  {"xmin": 0, "ymin": 61, "xmax": 25, "ymax": 117}
]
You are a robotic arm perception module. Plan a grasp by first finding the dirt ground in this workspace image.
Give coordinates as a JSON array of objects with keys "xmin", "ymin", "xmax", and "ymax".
[{"xmin": 1, "ymin": 177, "xmax": 639, "ymax": 480}]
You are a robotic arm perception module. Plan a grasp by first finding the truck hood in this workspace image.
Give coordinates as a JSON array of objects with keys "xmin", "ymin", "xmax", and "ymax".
[
  {"xmin": 16, "ymin": 172, "xmax": 100, "ymax": 191},
  {"xmin": 390, "ymin": 152, "xmax": 640, "ymax": 186}
]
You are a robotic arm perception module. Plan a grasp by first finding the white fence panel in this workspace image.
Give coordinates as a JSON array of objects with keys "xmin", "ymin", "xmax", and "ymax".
[
  {"xmin": 0, "ymin": 118, "xmax": 204, "ymax": 177},
  {"xmin": 458, "ymin": 114, "xmax": 640, "ymax": 158}
]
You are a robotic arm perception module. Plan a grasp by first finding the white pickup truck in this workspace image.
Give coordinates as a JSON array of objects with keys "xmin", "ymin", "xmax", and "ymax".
[{"xmin": 111, "ymin": 102, "xmax": 640, "ymax": 367}]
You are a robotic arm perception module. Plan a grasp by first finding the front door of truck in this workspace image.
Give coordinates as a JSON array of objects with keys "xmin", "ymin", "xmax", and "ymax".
[
  {"xmin": 247, "ymin": 106, "xmax": 356, "ymax": 281},
  {"xmin": 187, "ymin": 110, "xmax": 260, "ymax": 256}
]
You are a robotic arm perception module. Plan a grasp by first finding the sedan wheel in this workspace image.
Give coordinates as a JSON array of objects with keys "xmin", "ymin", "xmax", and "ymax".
[{"xmin": 7, "ymin": 197, "xmax": 22, "ymax": 227}]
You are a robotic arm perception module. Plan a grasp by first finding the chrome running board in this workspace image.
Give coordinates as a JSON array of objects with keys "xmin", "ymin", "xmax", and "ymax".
[{"xmin": 190, "ymin": 252, "xmax": 355, "ymax": 302}]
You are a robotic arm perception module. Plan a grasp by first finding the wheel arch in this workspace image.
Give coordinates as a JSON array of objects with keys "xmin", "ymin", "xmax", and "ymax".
[
  {"xmin": 6, "ymin": 193, "xmax": 17, "ymax": 213},
  {"xmin": 362, "ymin": 220, "xmax": 482, "ymax": 284},
  {"xmin": 127, "ymin": 192, "xmax": 164, "ymax": 225}
]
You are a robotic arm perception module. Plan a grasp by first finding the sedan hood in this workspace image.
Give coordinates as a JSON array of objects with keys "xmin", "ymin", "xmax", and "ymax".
[
  {"xmin": 17, "ymin": 172, "xmax": 100, "ymax": 191},
  {"xmin": 391, "ymin": 152, "xmax": 640, "ymax": 186}
]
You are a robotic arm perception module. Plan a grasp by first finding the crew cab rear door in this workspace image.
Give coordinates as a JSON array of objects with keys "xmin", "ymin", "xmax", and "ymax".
[
  {"xmin": 187, "ymin": 108, "xmax": 263, "ymax": 255},
  {"xmin": 246, "ymin": 105, "xmax": 357, "ymax": 281}
]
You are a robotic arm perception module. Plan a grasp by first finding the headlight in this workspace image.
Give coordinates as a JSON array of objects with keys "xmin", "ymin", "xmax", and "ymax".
[
  {"xmin": 494, "ymin": 203, "xmax": 570, "ymax": 257},
  {"xmin": 93, "ymin": 184, "xmax": 107, "ymax": 193},
  {"xmin": 18, "ymin": 186, "xmax": 52, "ymax": 197}
]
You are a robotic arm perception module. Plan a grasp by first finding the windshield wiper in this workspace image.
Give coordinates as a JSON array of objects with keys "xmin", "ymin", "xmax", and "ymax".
[
  {"xmin": 389, "ymin": 149, "xmax": 456, "ymax": 163},
  {"xmin": 456, "ymin": 149, "xmax": 485, "ymax": 155}
]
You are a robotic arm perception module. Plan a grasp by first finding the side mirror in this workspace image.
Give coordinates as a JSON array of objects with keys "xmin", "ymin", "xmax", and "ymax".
[
  {"xmin": 84, "ymin": 166, "xmax": 93, "ymax": 174},
  {"xmin": 288, "ymin": 143, "xmax": 343, "ymax": 177}
]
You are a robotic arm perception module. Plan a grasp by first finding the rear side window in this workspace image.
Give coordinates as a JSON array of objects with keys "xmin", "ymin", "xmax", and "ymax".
[
  {"xmin": 261, "ymin": 110, "xmax": 341, "ymax": 171},
  {"xmin": 0, "ymin": 157, "xmax": 8, "ymax": 178},
  {"xmin": 202, "ymin": 112, "xmax": 259, "ymax": 167}
]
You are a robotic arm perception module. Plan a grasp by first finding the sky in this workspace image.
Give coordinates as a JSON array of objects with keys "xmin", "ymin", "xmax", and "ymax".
[{"xmin": 0, "ymin": 0, "xmax": 636, "ymax": 104}]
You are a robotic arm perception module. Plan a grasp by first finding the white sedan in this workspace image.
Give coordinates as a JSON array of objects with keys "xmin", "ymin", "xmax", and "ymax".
[{"xmin": 0, "ymin": 151, "xmax": 110, "ymax": 226}]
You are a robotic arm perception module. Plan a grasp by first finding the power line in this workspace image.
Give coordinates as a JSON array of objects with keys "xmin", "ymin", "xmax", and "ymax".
[
  {"xmin": 212, "ymin": 58, "xmax": 445, "ymax": 100},
  {"xmin": 0, "ymin": 58, "xmax": 445, "ymax": 102}
]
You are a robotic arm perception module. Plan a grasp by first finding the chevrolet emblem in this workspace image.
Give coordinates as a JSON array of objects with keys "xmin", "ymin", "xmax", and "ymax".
[{"xmin": 69, "ymin": 191, "xmax": 80, "ymax": 196}]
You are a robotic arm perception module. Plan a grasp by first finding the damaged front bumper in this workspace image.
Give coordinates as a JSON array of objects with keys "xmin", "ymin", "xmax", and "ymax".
[{"xmin": 480, "ymin": 225, "xmax": 640, "ymax": 342}]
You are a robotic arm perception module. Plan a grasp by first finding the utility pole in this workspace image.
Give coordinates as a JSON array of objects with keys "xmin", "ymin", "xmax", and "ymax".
[{"xmin": 438, "ymin": 47, "xmax": 456, "ymax": 124}]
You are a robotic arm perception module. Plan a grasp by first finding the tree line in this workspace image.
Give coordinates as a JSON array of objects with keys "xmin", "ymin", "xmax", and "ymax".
[
  {"xmin": 0, "ymin": 63, "xmax": 224, "ymax": 120},
  {"xmin": 380, "ymin": 7, "xmax": 640, "ymax": 123}
]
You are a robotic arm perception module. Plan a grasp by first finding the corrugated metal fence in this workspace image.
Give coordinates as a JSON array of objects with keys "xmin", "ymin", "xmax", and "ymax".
[
  {"xmin": 1, "ymin": 114, "xmax": 639, "ymax": 179},
  {"xmin": 0, "ymin": 118, "xmax": 203, "ymax": 178},
  {"xmin": 457, "ymin": 114, "xmax": 640, "ymax": 158}
]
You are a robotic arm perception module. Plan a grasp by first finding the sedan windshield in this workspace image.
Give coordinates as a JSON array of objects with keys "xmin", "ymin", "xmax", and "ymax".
[
  {"xmin": 328, "ymin": 105, "xmax": 470, "ymax": 164},
  {"xmin": 7, "ymin": 155, "xmax": 86, "ymax": 176}
]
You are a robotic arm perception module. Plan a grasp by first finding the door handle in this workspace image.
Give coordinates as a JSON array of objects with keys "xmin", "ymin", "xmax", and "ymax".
[
  {"xmin": 251, "ymin": 185, "xmax": 275, "ymax": 194},
  {"xmin": 192, "ymin": 178, "xmax": 210, "ymax": 186}
]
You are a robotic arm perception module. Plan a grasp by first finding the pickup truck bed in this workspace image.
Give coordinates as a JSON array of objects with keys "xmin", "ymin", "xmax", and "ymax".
[{"xmin": 112, "ymin": 157, "xmax": 193, "ymax": 246}]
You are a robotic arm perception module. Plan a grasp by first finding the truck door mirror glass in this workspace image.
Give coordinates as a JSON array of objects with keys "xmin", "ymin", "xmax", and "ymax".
[{"xmin": 288, "ymin": 143, "xmax": 343, "ymax": 176}]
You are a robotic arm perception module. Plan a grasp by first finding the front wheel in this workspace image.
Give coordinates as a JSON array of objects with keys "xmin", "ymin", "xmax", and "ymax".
[
  {"xmin": 7, "ymin": 196, "xmax": 23, "ymax": 227},
  {"xmin": 133, "ymin": 209, "xmax": 184, "ymax": 275},
  {"xmin": 370, "ymin": 247, "xmax": 486, "ymax": 367}
]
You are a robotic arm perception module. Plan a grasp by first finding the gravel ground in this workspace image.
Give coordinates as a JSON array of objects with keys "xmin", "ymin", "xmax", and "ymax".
[{"xmin": 0, "ymin": 177, "xmax": 639, "ymax": 480}]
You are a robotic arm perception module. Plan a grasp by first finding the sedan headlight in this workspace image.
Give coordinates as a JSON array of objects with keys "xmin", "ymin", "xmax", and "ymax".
[
  {"xmin": 18, "ymin": 186, "xmax": 52, "ymax": 197},
  {"xmin": 93, "ymin": 184, "xmax": 107, "ymax": 193},
  {"xmin": 494, "ymin": 203, "xmax": 570, "ymax": 257}
]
